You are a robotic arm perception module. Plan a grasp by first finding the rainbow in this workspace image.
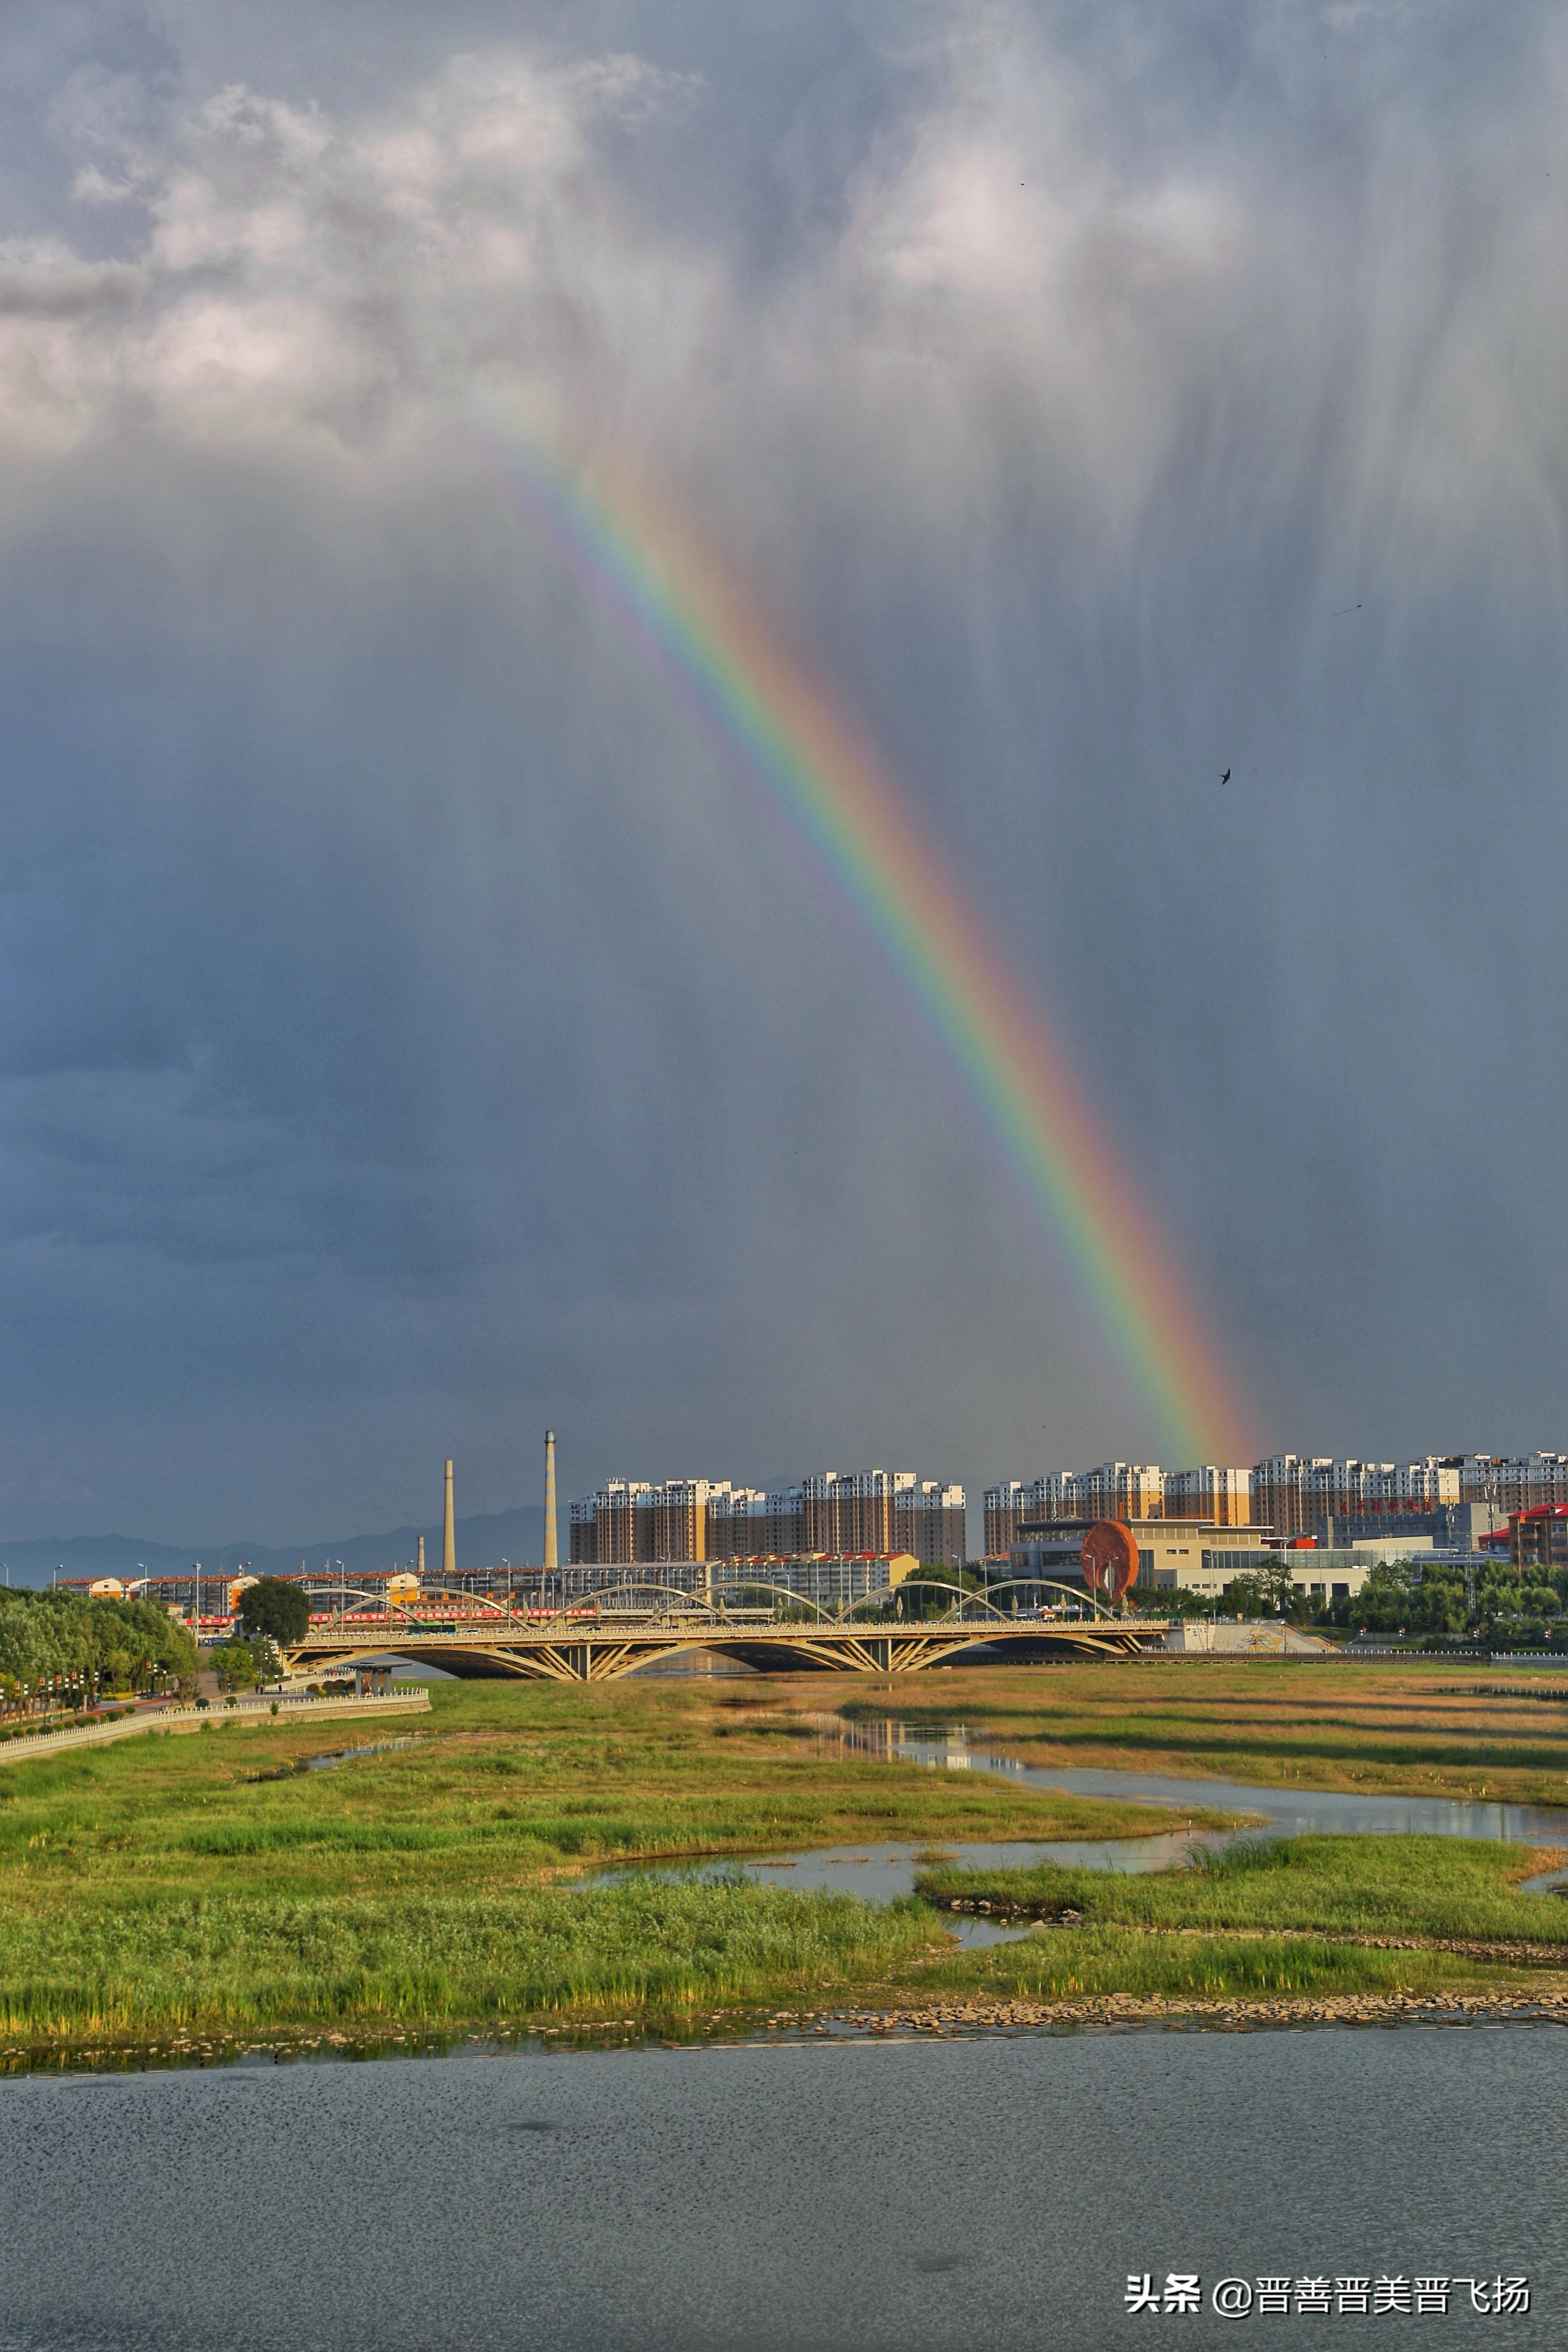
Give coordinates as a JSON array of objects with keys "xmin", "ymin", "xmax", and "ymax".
[{"xmin": 492, "ymin": 431, "xmax": 1251, "ymax": 1465}]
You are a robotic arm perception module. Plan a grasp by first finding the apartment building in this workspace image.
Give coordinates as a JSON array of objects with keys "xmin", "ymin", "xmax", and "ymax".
[
  {"xmin": 1163, "ymin": 1466, "xmax": 1253, "ymax": 1526},
  {"xmin": 988, "ymin": 1449, "xmax": 1568, "ymax": 1550},
  {"xmin": 1252, "ymin": 1456, "xmax": 1464, "ymax": 1537},
  {"xmin": 569, "ymin": 1480, "xmax": 716, "ymax": 1566},
  {"xmin": 983, "ymin": 1464, "xmax": 1165, "ymax": 1550},
  {"xmin": 571, "ymin": 1470, "xmax": 966, "ymax": 1570},
  {"xmin": 708, "ymin": 1553, "xmax": 917, "ymax": 1606},
  {"xmin": 1455, "ymin": 1455, "xmax": 1568, "ymax": 1518},
  {"xmin": 983, "ymin": 1480, "xmax": 1031, "ymax": 1558}
]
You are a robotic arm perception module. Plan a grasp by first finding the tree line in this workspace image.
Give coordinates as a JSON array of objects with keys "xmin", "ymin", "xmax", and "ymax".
[
  {"xmin": 0, "ymin": 1588, "xmax": 199, "ymax": 1705},
  {"xmin": 1214, "ymin": 1555, "xmax": 1568, "ymax": 1647}
]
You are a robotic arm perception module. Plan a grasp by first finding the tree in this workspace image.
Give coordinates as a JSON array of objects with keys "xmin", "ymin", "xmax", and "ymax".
[
  {"xmin": 898, "ymin": 1567, "xmax": 980, "ymax": 1619},
  {"xmin": 1411, "ymin": 1574, "xmax": 1468, "ymax": 1637},
  {"xmin": 212, "ymin": 1638, "xmax": 256, "ymax": 1693},
  {"xmin": 237, "ymin": 1577, "xmax": 310, "ymax": 1644},
  {"xmin": 1225, "ymin": 1559, "xmax": 1294, "ymax": 1620}
]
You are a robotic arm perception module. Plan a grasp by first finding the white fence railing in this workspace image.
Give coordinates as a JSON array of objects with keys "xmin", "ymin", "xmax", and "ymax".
[{"xmin": 0, "ymin": 1685, "xmax": 430, "ymax": 1767}]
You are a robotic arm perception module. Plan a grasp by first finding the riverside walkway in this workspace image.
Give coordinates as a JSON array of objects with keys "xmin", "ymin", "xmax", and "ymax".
[
  {"xmin": 282, "ymin": 1581, "xmax": 1155, "ymax": 1683},
  {"xmin": 0, "ymin": 1685, "xmax": 431, "ymax": 1768}
]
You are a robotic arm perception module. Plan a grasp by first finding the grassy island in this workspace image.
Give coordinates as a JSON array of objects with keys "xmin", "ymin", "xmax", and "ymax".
[{"xmin": 1, "ymin": 1658, "xmax": 1566, "ymax": 2059}]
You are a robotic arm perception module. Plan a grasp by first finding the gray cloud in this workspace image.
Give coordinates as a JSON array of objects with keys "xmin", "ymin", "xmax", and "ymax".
[
  {"xmin": 0, "ymin": 239, "xmax": 146, "ymax": 313},
  {"xmin": 0, "ymin": 0, "xmax": 1566, "ymax": 1543}
]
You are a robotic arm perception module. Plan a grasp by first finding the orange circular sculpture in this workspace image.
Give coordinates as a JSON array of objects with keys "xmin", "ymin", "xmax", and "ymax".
[{"xmin": 1080, "ymin": 1519, "xmax": 1139, "ymax": 1605}]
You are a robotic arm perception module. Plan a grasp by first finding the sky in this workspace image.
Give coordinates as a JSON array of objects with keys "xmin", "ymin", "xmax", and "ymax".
[{"xmin": 2, "ymin": 0, "xmax": 1567, "ymax": 1554}]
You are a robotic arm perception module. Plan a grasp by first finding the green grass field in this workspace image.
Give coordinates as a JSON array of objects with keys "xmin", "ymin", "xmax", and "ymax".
[
  {"xmin": 0, "ymin": 1676, "xmax": 1205, "ymax": 2051},
  {"xmin": 2, "ymin": 1663, "xmax": 1565, "ymax": 2055},
  {"xmin": 916, "ymin": 1927, "xmax": 1548, "ymax": 2009}
]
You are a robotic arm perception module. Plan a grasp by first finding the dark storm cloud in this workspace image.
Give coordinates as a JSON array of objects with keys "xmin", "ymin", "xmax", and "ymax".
[{"xmin": 1, "ymin": 0, "xmax": 1566, "ymax": 1543}]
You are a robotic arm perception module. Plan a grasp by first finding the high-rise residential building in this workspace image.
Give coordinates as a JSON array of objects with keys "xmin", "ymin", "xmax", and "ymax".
[
  {"xmin": 569, "ymin": 1469, "xmax": 966, "ymax": 1569},
  {"xmin": 1163, "ymin": 1466, "xmax": 1254, "ymax": 1525},
  {"xmin": 1451, "ymin": 1455, "xmax": 1568, "ymax": 1518},
  {"xmin": 1249, "ymin": 1457, "xmax": 1331, "ymax": 1539},
  {"xmin": 571, "ymin": 1478, "xmax": 640, "ymax": 1565},
  {"xmin": 569, "ymin": 1479, "xmax": 717, "ymax": 1565},
  {"xmin": 984, "ymin": 1464, "xmax": 1165, "ymax": 1543},
  {"xmin": 704, "ymin": 1485, "xmax": 769, "ymax": 1559},
  {"xmin": 1076, "ymin": 1463, "xmax": 1166, "ymax": 1521},
  {"xmin": 990, "ymin": 1449, "xmax": 1568, "ymax": 1545},
  {"xmin": 1249, "ymin": 1456, "xmax": 1464, "ymax": 1536},
  {"xmin": 983, "ymin": 1480, "xmax": 1031, "ymax": 1557},
  {"xmin": 894, "ymin": 1479, "xmax": 967, "ymax": 1567}
]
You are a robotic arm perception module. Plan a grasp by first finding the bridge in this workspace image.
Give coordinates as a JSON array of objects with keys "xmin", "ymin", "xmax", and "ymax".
[{"xmin": 282, "ymin": 1580, "xmax": 1158, "ymax": 1683}]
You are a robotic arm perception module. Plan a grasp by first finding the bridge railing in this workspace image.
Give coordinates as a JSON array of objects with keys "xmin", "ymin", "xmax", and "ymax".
[{"xmin": 289, "ymin": 1572, "xmax": 1125, "ymax": 1640}]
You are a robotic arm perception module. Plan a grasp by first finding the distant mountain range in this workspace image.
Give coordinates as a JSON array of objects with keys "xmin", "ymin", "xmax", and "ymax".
[{"xmin": 0, "ymin": 1507, "xmax": 547, "ymax": 1589}]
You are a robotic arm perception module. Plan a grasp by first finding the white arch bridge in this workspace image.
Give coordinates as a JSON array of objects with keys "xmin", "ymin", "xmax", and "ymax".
[{"xmin": 282, "ymin": 1579, "xmax": 1157, "ymax": 1683}]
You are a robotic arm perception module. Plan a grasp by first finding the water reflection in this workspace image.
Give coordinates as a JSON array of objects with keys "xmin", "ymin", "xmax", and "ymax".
[
  {"xmin": 819, "ymin": 1714, "xmax": 1568, "ymax": 1857},
  {"xmin": 592, "ymin": 1713, "xmax": 1568, "ymax": 1936},
  {"xmin": 305, "ymin": 1735, "xmax": 422, "ymax": 1772},
  {"xmin": 696, "ymin": 1832, "xmax": 1220, "ymax": 1945}
]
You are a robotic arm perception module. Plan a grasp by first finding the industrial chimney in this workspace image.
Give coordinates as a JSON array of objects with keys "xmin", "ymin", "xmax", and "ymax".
[
  {"xmin": 417, "ymin": 1534, "xmax": 426, "ymax": 1578},
  {"xmin": 543, "ymin": 1430, "xmax": 558, "ymax": 1572},
  {"xmin": 443, "ymin": 1459, "xmax": 456, "ymax": 1583}
]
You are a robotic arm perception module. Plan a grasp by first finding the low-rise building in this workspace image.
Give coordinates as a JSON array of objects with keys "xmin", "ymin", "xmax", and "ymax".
[
  {"xmin": 707, "ymin": 1553, "xmax": 917, "ymax": 1607},
  {"xmin": 1166, "ymin": 1535, "xmax": 1435, "ymax": 1604},
  {"xmin": 1006, "ymin": 1522, "xmax": 1099, "ymax": 1585},
  {"xmin": 1511, "ymin": 1505, "xmax": 1568, "ymax": 1572},
  {"xmin": 1008, "ymin": 1517, "xmax": 1273, "ymax": 1593},
  {"xmin": 1006, "ymin": 1518, "xmax": 1428, "ymax": 1604},
  {"xmin": 1131, "ymin": 1522, "xmax": 1276, "ymax": 1590}
]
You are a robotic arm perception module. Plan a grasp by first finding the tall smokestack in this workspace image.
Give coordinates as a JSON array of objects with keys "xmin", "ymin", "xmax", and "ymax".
[
  {"xmin": 543, "ymin": 1430, "xmax": 558, "ymax": 1571},
  {"xmin": 417, "ymin": 1534, "xmax": 425, "ymax": 1578},
  {"xmin": 443, "ymin": 1459, "xmax": 456, "ymax": 1583}
]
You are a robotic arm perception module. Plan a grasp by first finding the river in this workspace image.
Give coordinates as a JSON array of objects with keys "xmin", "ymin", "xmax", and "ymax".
[{"xmin": 0, "ymin": 2027, "xmax": 1557, "ymax": 2349}]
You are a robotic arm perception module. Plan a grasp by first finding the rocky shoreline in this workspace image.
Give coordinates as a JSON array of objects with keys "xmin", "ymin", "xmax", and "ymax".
[
  {"xmin": 9, "ymin": 1977, "xmax": 1568, "ymax": 2077},
  {"xmin": 809, "ymin": 1984, "xmax": 1568, "ymax": 2033},
  {"xmin": 939, "ymin": 1897, "xmax": 1568, "ymax": 1968}
]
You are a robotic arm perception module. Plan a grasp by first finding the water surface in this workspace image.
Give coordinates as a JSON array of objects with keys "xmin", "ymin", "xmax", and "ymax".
[
  {"xmin": 827, "ymin": 1715, "xmax": 1568, "ymax": 1848},
  {"xmin": 0, "ymin": 2029, "xmax": 1555, "ymax": 2350}
]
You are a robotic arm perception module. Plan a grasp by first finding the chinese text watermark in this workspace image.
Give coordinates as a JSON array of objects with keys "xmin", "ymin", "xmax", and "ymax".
[{"xmin": 1124, "ymin": 2273, "xmax": 1530, "ymax": 2320}]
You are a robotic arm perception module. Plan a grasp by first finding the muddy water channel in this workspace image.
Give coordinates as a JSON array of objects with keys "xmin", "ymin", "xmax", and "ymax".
[{"xmin": 598, "ymin": 1717, "xmax": 1568, "ymax": 1934}]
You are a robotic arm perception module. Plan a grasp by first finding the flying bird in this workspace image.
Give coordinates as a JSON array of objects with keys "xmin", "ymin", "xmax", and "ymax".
[{"xmin": 1220, "ymin": 768, "xmax": 1231, "ymax": 786}]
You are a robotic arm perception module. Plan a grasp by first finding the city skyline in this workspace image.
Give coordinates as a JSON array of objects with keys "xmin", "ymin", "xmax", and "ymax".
[{"xmin": 9, "ymin": 1437, "xmax": 1568, "ymax": 1586}]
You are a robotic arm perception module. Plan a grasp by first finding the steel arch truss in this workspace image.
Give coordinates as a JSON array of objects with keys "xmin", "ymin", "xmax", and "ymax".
[{"xmin": 281, "ymin": 1617, "xmax": 1150, "ymax": 1683}]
